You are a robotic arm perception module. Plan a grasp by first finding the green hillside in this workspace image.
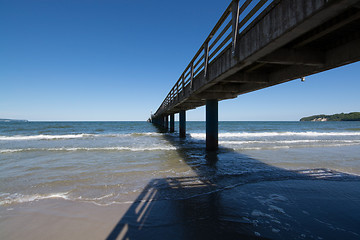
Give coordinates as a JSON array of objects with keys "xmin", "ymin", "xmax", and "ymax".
[{"xmin": 300, "ymin": 112, "xmax": 360, "ymax": 121}]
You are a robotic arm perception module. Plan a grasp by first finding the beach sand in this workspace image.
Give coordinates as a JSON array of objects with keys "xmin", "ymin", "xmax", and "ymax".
[
  {"xmin": 1, "ymin": 179, "xmax": 360, "ymax": 240},
  {"xmin": 0, "ymin": 199, "xmax": 130, "ymax": 240}
]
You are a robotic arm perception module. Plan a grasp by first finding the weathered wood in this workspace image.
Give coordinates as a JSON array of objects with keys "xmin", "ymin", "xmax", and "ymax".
[
  {"xmin": 257, "ymin": 48, "xmax": 325, "ymax": 66},
  {"xmin": 193, "ymin": 62, "xmax": 205, "ymax": 77},
  {"xmin": 209, "ymin": 33, "xmax": 232, "ymax": 61},
  {"xmin": 231, "ymin": 0, "xmax": 240, "ymax": 57},
  {"xmin": 190, "ymin": 62, "xmax": 194, "ymax": 89},
  {"xmin": 204, "ymin": 83, "xmax": 245, "ymax": 93},
  {"xmin": 204, "ymin": 40, "xmax": 210, "ymax": 79},
  {"xmin": 294, "ymin": 10, "xmax": 360, "ymax": 48},
  {"xmin": 238, "ymin": 0, "xmax": 267, "ymax": 31},
  {"xmin": 194, "ymin": 54, "xmax": 205, "ymax": 70},
  {"xmin": 209, "ymin": 21, "xmax": 232, "ymax": 52},
  {"xmin": 181, "ymin": 74, "xmax": 185, "ymax": 95},
  {"xmin": 193, "ymin": 92, "xmax": 238, "ymax": 100}
]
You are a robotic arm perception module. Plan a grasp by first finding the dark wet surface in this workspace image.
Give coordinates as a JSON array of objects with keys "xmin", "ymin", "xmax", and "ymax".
[{"xmin": 107, "ymin": 130, "xmax": 360, "ymax": 239}]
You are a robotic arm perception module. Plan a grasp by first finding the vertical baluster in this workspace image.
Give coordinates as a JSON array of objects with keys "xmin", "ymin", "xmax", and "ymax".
[
  {"xmin": 182, "ymin": 74, "xmax": 185, "ymax": 96},
  {"xmin": 190, "ymin": 62, "xmax": 194, "ymax": 89},
  {"xmin": 232, "ymin": 0, "xmax": 240, "ymax": 58},
  {"xmin": 204, "ymin": 40, "xmax": 210, "ymax": 79}
]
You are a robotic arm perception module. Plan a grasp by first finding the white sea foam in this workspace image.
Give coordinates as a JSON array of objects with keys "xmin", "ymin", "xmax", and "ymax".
[
  {"xmin": 216, "ymin": 137, "xmax": 360, "ymax": 150},
  {"xmin": 0, "ymin": 134, "xmax": 93, "ymax": 141},
  {"xmin": 227, "ymin": 143, "xmax": 360, "ymax": 151},
  {"xmin": 191, "ymin": 131, "xmax": 360, "ymax": 139},
  {"xmin": 0, "ymin": 149, "xmax": 24, "ymax": 153},
  {"xmin": 6, "ymin": 131, "xmax": 357, "ymax": 142},
  {"xmin": 132, "ymin": 132, "xmax": 163, "ymax": 136},
  {"xmin": 221, "ymin": 140, "xmax": 360, "ymax": 144},
  {"xmin": 0, "ymin": 146, "xmax": 177, "ymax": 153},
  {"xmin": 0, "ymin": 132, "xmax": 164, "ymax": 141},
  {"xmin": 0, "ymin": 192, "xmax": 70, "ymax": 206}
]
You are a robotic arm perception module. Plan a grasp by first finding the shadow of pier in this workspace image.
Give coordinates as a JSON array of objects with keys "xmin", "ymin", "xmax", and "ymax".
[{"xmin": 106, "ymin": 126, "xmax": 360, "ymax": 240}]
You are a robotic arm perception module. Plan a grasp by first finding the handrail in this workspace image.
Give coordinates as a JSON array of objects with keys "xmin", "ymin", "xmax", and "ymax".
[{"xmin": 155, "ymin": 0, "xmax": 273, "ymax": 115}]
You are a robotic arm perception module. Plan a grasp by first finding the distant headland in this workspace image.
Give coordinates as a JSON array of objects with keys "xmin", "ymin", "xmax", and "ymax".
[
  {"xmin": 0, "ymin": 118, "xmax": 28, "ymax": 122},
  {"xmin": 300, "ymin": 112, "xmax": 360, "ymax": 121}
]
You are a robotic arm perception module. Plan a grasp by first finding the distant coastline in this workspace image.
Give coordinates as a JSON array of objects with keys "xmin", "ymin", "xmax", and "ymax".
[
  {"xmin": 0, "ymin": 118, "xmax": 28, "ymax": 122},
  {"xmin": 300, "ymin": 112, "xmax": 360, "ymax": 121}
]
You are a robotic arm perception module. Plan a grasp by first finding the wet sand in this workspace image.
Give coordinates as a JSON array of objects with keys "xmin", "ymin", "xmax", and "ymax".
[
  {"xmin": 1, "ymin": 179, "xmax": 360, "ymax": 240},
  {"xmin": 0, "ymin": 199, "xmax": 129, "ymax": 240}
]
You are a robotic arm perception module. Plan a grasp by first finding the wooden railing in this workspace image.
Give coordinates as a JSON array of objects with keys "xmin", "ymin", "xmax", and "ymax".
[{"xmin": 155, "ymin": 0, "xmax": 272, "ymax": 116}]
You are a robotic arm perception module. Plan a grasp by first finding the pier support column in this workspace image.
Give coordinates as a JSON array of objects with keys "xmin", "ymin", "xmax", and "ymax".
[
  {"xmin": 206, "ymin": 99, "xmax": 218, "ymax": 151},
  {"xmin": 160, "ymin": 116, "xmax": 164, "ymax": 128},
  {"xmin": 170, "ymin": 114, "xmax": 175, "ymax": 133},
  {"xmin": 179, "ymin": 110, "xmax": 186, "ymax": 138},
  {"xmin": 156, "ymin": 117, "xmax": 160, "ymax": 126},
  {"xmin": 164, "ymin": 115, "xmax": 168, "ymax": 130}
]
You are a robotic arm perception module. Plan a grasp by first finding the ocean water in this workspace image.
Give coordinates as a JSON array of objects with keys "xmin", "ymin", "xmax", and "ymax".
[{"xmin": 1, "ymin": 121, "xmax": 360, "ymax": 207}]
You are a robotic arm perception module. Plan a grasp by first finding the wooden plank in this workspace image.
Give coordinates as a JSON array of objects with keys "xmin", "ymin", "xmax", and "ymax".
[
  {"xmin": 257, "ymin": 48, "xmax": 325, "ymax": 66},
  {"xmin": 193, "ymin": 62, "xmax": 205, "ymax": 76},
  {"xmin": 294, "ymin": 10, "xmax": 360, "ymax": 48},
  {"xmin": 194, "ymin": 54, "xmax": 205, "ymax": 69},
  {"xmin": 209, "ymin": 21, "xmax": 232, "ymax": 51},
  {"xmin": 209, "ymin": 33, "xmax": 232, "ymax": 60},
  {"xmin": 238, "ymin": 0, "xmax": 267, "ymax": 31}
]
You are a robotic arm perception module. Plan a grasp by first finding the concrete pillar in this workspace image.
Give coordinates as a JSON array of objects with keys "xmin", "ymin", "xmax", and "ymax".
[
  {"xmin": 164, "ymin": 115, "xmax": 168, "ymax": 130},
  {"xmin": 170, "ymin": 114, "xmax": 175, "ymax": 133},
  {"xmin": 206, "ymin": 99, "xmax": 218, "ymax": 151},
  {"xmin": 179, "ymin": 110, "xmax": 186, "ymax": 138}
]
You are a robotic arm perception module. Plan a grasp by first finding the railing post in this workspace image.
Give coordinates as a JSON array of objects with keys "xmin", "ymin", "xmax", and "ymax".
[
  {"xmin": 175, "ymin": 83, "xmax": 178, "ymax": 99},
  {"xmin": 231, "ymin": 0, "xmax": 240, "ymax": 58},
  {"xmin": 204, "ymin": 40, "xmax": 210, "ymax": 80},
  {"xmin": 182, "ymin": 74, "xmax": 185, "ymax": 96},
  {"xmin": 190, "ymin": 62, "xmax": 194, "ymax": 89}
]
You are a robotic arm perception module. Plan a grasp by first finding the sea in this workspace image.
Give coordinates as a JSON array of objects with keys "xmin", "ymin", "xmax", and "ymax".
[
  {"xmin": 1, "ymin": 121, "xmax": 359, "ymax": 206},
  {"xmin": 1, "ymin": 121, "xmax": 360, "ymax": 239}
]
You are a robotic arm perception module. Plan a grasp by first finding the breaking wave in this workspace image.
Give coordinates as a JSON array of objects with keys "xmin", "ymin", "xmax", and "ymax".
[
  {"xmin": 0, "ymin": 132, "xmax": 164, "ymax": 141},
  {"xmin": 0, "ymin": 146, "xmax": 177, "ymax": 154},
  {"xmin": 0, "ymin": 134, "xmax": 93, "ymax": 141},
  {"xmin": 190, "ymin": 131, "xmax": 360, "ymax": 139},
  {"xmin": 0, "ymin": 192, "xmax": 70, "ymax": 206}
]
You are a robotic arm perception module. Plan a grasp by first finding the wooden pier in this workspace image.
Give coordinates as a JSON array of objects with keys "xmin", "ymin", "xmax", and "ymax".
[{"xmin": 151, "ymin": 0, "xmax": 360, "ymax": 150}]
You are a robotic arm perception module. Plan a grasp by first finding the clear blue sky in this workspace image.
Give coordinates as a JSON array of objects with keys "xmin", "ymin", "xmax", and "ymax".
[{"xmin": 1, "ymin": 0, "xmax": 359, "ymax": 121}]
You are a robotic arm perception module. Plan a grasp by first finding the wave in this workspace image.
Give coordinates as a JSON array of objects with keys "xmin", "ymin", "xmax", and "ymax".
[
  {"xmin": 0, "ymin": 132, "xmax": 164, "ymax": 141},
  {"xmin": 227, "ymin": 143, "xmax": 360, "ymax": 151},
  {"xmin": 219, "ymin": 140, "xmax": 360, "ymax": 144},
  {"xmin": 0, "ymin": 192, "xmax": 69, "ymax": 206},
  {"xmin": 0, "ymin": 134, "xmax": 93, "ymax": 141},
  {"xmin": 190, "ymin": 131, "xmax": 360, "ymax": 139},
  {"xmin": 0, "ymin": 146, "xmax": 177, "ymax": 154},
  {"xmin": 130, "ymin": 132, "xmax": 163, "ymax": 137},
  {"xmin": 218, "ymin": 138, "xmax": 360, "ymax": 150}
]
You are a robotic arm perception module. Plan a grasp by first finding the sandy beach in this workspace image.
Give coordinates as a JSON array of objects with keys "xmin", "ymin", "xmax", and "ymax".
[{"xmin": 0, "ymin": 198, "xmax": 132, "ymax": 240}]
